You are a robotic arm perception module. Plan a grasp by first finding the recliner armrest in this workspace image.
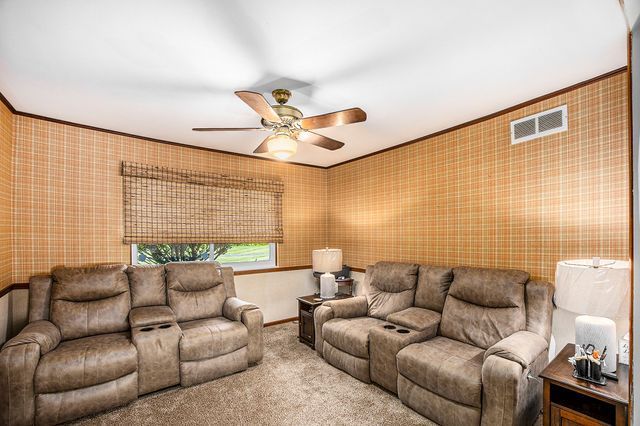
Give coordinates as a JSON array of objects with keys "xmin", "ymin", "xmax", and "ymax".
[
  {"xmin": 223, "ymin": 297, "xmax": 259, "ymax": 322},
  {"xmin": 386, "ymin": 307, "xmax": 441, "ymax": 335},
  {"xmin": 129, "ymin": 306, "xmax": 177, "ymax": 328},
  {"xmin": 1, "ymin": 320, "xmax": 61, "ymax": 425},
  {"xmin": 2, "ymin": 320, "xmax": 61, "ymax": 355},
  {"xmin": 323, "ymin": 296, "xmax": 368, "ymax": 318},
  {"xmin": 484, "ymin": 330, "xmax": 548, "ymax": 369}
]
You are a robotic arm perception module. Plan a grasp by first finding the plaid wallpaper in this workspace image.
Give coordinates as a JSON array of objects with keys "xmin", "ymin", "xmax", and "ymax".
[
  {"xmin": 0, "ymin": 101, "xmax": 12, "ymax": 290},
  {"xmin": 11, "ymin": 121, "xmax": 327, "ymax": 283},
  {"xmin": 327, "ymin": 72, "xmax": 630, "ymax": 283},
  {"xmin": 2, "ymin": 71, "xmax": 630, "ymax": 286}
]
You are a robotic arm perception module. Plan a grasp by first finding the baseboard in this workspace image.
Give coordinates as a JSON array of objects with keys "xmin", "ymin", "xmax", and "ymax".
[{"xmin": 264, "ymin": 317, "xmax": 297, "ymax": 327}]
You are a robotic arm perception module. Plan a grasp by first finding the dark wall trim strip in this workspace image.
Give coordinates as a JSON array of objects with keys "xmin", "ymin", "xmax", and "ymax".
[
  {"xmin": 624, "ymin": 29, "xmax": 634, "ymax": 426},
  {"xmin": 0, "ymin": 91, "xmax": 16, "ymax": 114},
  {"xmin": 0, "ymin": 66, "xmax": 628, "ymax": 171},
  {"xmin": 350, "ymin": 267, "xmax": 366, "ymax": 273},
  {"xmin": 328, "ymin": 66, "xmax": 629, "ymax": 168},
  {"xmin": 264, "ymin": 317, "xmax": 297, "ymax": 327},
  {"xmin": 0, "ymin": 283, "xmax": 28, "ymax": 299}
]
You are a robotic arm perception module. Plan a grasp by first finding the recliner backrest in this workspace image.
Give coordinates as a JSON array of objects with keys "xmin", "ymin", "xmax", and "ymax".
[
  {"xmin": 366, "ymin": 261, "xmax": 419, "ymax": 319},
  {"xmin": 50, "ymin": 264, "xmax": 131, "ymax": 340},
  {"xmin": 126, "ymin": 264, "xmax": 166, "ymax": 308},
  {"xmin": 218, "ymin": 266, "xmax": 237, "ymax": 298},
  {"xmin": 414, "ymin": 265, "xmax": 454, "ymax": 313},
  {"xmin": 439, "ymin": 267, "xmax": 529, "ymax": 349},
  {"xmin": 165, "ymin": 262, "xmax": 226, "ymax": 322}
]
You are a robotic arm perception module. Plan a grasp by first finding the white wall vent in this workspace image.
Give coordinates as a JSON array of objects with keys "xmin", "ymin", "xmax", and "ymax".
[{"xmin": 510, "ymin": 105, "xmax": 567, "ymax": 144}]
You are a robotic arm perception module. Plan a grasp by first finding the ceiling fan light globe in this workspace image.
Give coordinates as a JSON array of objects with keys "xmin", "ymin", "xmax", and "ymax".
[{"xmin": 267, "ymin": 134, "xmax": 297, "ymax": 160}]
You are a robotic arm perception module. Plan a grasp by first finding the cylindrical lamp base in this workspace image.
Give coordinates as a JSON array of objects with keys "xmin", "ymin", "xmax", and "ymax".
[{"xmin": 320, "ymin": 272, "xmax": 337, "ymax": 299}]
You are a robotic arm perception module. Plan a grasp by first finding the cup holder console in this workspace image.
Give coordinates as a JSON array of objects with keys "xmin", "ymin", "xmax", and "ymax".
[
  {"xmin": 133, "ymin": 321, "xmax": 181, "ymax": 394},
  {"xmin": 383, "ymin": 324, "xmax": 410, "ymax": 333},
  {"xmin": 140, "ymin": 324, "xmax": 173, "ymax": 332}
]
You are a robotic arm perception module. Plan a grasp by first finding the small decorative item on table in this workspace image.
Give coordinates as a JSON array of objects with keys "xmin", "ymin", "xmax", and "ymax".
[{"xmin": 569, "ymin": 343, "xmax": 608, "ymax": 385}]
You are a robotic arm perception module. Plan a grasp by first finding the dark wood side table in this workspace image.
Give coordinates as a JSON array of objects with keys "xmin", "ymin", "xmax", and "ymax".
[
  {"xmin": 540, "ymin": 343, "xmax": 629, "ymax": 426},
  {"xmin": 297, "ymin": 293, "xmax": 354, "ymax": 349}
]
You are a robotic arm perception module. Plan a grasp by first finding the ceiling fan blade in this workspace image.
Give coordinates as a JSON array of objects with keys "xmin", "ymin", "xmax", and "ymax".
[
  {"xmin": 253, "ymin": 136, "xmax": 271, "ymax": 154},
  {"xmin": 192, "ymin": 127, "xmax": 264, "ymax": 131},
  {"xmin": 297, "ymin": 131, "xmax": 345, "ymax": 151},
  {"xmin": 235, "ymin": 91, "xmax": 282, "ymax": 123},
  {"xmin": 299, "ymin": 107, "xmax": 366, "ymax": 130}
]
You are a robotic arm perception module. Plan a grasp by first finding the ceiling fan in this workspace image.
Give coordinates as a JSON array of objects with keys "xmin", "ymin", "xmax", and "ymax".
[{"xmin": 193, "ymin": 89, "xmax": 367, "ymax": 160}]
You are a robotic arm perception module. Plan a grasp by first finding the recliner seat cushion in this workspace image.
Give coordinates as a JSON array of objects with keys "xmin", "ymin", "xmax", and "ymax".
[
  {"xmin": 322, "ymin": 316, "xmax": 386, "ymax": 359},
  {"xmin": 50, "ymin": 265, "xmax": 130, "ymax": 340},
  {"xmin": 166, "ymin": 262, "xmax": 226, "ymax": 322},
  {"xmin": 35, "ymin": 372, "xmax": 138, "ymax": 426},
  {"xmin": 439, "ymin": 267, "xmax": 528, "ymax": 349},
  {"xmin": 35, "ymin": 332, "xmax": 137, "ymax": 394},
  {"xmin": 367, "ymin": 262, "xmax": 419, "ymax": 320},
  {"xmin": 179, "ymin": 317, "xmax": 248, "ymax": 362},
  {"xmin": 126, "ymin": 265, "xmax": 166, "ymax": 308},
  {"xmin": 397, "ymin": 336, "xmax": 484, "ymax": 408}
]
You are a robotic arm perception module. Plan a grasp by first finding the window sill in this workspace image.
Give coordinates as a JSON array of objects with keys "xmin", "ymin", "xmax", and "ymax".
[{"xmin": 232, "ymin": 265, "xmax": 312, "ymax": 276}]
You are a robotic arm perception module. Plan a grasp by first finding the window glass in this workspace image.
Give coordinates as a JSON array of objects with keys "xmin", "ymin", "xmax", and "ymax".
[{"xmin": 132, "ymin": 243, "xmax": 275, "ymax": 271}]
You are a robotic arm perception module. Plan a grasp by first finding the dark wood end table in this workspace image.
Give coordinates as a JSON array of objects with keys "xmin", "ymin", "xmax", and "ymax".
[
  {"xmin": 297, "ymin": 293, "xmax": 354, "ymax": 349},
  {"xmin": 540, "ymin": 343, "xmax": 629, "ymax": 426}
]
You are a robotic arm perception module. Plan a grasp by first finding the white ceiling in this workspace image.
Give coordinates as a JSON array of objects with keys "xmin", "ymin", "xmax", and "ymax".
[{"xmin": 0, "ymin": 0, "xmax": 628, "ymax": 167}]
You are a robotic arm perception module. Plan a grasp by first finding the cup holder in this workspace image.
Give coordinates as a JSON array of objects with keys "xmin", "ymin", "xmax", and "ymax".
[
  {"xmin": 397, "ymin": 329, "xmax": 410, "ymax": 334},
  {"xmin": 140, "ymin": 327, "xmax": 154, "ymax": 332},
  {"xmin": 383, "ymin": 325, "xmax": 396, "ymax": 330},
  {"xmin": 159, "ymin": 324, "xmax": 172, "ymax": 329}
]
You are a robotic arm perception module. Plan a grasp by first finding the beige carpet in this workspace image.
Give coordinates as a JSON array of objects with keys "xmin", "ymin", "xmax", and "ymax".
[{"xmin": 73, "ymin": 322, "xmax": 432, "ymax": 425}]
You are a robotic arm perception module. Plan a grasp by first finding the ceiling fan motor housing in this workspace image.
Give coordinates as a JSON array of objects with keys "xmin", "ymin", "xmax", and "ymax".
[{"xmin": 261, "ymin": 104, "xmax": 303, "ymax": 128}]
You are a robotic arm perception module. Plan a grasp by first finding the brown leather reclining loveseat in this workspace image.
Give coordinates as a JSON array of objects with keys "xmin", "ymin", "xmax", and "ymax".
[
  {"xmin": 315, "ymin": 261, "xmax": 553, "ymax": 426},
  {"xmin": 0, "ymin": 262, "xmax": 264, "ymax": 426}
]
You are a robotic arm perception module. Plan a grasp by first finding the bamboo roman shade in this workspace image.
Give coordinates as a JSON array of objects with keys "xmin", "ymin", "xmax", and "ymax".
[{"xmin": 122, "ymin": 162, "xmax": 284, "ymax": 244}]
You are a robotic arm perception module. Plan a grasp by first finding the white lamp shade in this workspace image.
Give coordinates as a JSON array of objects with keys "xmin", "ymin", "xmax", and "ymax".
[
  {"xmin": 555, "ymin": 259, "xmax": 630, "ymax": 318},
  {"xmin": 312, "ymin": 249, "xmax": 343, "ymax": 273}
]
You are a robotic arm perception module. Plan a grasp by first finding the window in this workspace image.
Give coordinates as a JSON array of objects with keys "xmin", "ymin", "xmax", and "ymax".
[{"xmin": 131, "ymin": 243, "xmax": 276, "ymax": 271}]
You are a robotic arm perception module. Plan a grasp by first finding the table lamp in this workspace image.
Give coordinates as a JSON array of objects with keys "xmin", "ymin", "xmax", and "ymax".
[
  {"xmin": 555, "ymin": 258, "xmax": 630, "ymax": 375},
  {"xmin": 312, "ymin": 248, "xmax": 343, "ymax": 299}
]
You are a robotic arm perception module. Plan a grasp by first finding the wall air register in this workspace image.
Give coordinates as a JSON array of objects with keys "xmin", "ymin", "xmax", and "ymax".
[{"xmin": 510, "ymin": 105, "xmax": 567, "ymax": 144}]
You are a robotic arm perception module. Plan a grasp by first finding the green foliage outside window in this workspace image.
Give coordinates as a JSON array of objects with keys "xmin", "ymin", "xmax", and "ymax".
[
  {"xmin": 136, "ymin": 243, "xmax": 271, "ymax": 265},
  {"xmin": 137, "ymin": 243, "xmax": 231, "ymax": 265}
]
